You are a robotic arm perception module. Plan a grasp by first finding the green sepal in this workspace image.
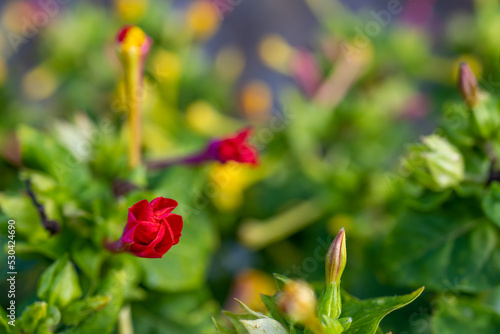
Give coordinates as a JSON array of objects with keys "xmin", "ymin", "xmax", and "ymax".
[{"xmin": 317, "ymin": 283, "xmax": 341, "ymax": 320}]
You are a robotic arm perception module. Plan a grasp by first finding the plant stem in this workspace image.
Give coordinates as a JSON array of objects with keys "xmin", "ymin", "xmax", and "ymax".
[
  {"xmin": 25, "ymin": 179, "xmax": 60, "ymax": 235},
  {"xmin": 118, "ymin": 305, "xmax": 134, "ymax": 334},
  {"xmin": 123, "ymin": 50, "xmax": 143, "ymax": 169},
  {"xmin": 146, "ymin": 151, "xmax": 210, "ymax": 170}
]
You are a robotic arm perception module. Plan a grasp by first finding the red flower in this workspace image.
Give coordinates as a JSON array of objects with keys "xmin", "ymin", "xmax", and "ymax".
[
  {"xmin": 107, "ymin": 197, "xmax": 183, "ymax": 258},
  {"xmin": 207, "ymin": 128, "xmax": 258, "ymax": 165}
]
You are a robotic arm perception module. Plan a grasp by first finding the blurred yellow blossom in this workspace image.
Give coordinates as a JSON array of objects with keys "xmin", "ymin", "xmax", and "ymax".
[
  {"xmin": 186, "ymin": 101, "xmax": 242, "ymax": 136},
  {"xmin": 22, "ymin": 65, "xmax": 59, "ymax": 101},
  {"xmin": 225, "ymin": 269, "xmax": 277, "ymax": 313},
  {"xmin": 186, "ymin": 0, "xmax": 220, "ymax": 40},
  {"xmin": 152, "ymin": 49, "xmax": 182, "ymax": 83},
  {"xmin": 215, "ymin": 46, "xmax": 245, "ymax": 82},
  {"xmin": 259, "ymin": 34, "xmax": 294, "ymax": 73},
  {"xmin": 209, "ymin": 161, "xmax": 261, "ymax": 211},
  {"xmin": 114, "ymin": 0, "xmax": 149, "ymax": 22},
  {"xmin": 240, "ymin": 80, "xmax": 273, "ymax": 122}
]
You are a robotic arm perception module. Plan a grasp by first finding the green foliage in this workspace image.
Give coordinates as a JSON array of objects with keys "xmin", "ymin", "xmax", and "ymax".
[
  {"xmin": 432, "ymin": 298, "xmax": 500, "ymax": 333},
  {"xmin": 38, "ymin": 255, "xmax": 83, "ymax": 308},
  {"xmin": 214, "ymin": 280, "xmax": 422, "ymax": 334},
  {"xmin": 2, "ymin": 0, "xmax": 500, "ymax": 333},
  {"xmin": 381, "ymin": 203, "xmax": 500, "ymax": 292},
  {"xmin": 340, "ymin": 288, "xmax": 424, "ymax": 334}
]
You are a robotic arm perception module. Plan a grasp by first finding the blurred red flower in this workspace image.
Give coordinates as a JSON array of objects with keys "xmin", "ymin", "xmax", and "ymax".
[
  {"xmin": 107, "ymin": 197, "xmax": 183, "ymax": 258},
  {"xmin": 207, "ymin": 127, "xmax": 258, "ymax": 165}
]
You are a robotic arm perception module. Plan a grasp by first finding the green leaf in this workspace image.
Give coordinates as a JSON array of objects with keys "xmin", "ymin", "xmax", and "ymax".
[
  {"xmin": 405, "ymin": 189, "xmax": 452, "ymax": 211},
  {"xmin": 0, "ymin": 193, "xmax": 50, "ymax": 242},
  {"xmin": 66, "ymin": 257, "xmax": 139, "ymax": 334},
  {"xmin": 273, "ymin": 274, "xmax": 292, "ymax": 290},
  {"xmin": 212, "ymin": 315, "xmax": 237, "ymax": 334},
  {"xmin": 62, "ymin": 295, "xmax": 112, "ymax": 325},
  {"xmin": 220, "ymin": 299, "xmax": 289, "ymax": 334},
  {"xmin": 19, "ymin": 301, "xmax": 48, "ymax": 333},
  {"xmin": 37, "ymin": 255, "xmax": 83, "ymax": 308},
  {"xmin": 223, "ymin": 311, "xmax": 259, "ymax": 334},
  {"xmin": 340, "ymin": 287, "xmax": 424, "ymax": 334},
  {"xmin": 0, "ymin": 307, "xmax": 12, "ymax": 333},
  {"xmin": 381, "ymin": 201, "xmax": 500, "ymax": 292},
  {"xmin": 432, "ymin": 298, "xmax": 500, "ymax": 333},
  {"xmin": 240, "ymin": 318, "xmax": 289, "ymax": 334},
  {"xmin": 18, "ymin": 125, "xmax": 93, "ymax": 193},
  {"xmin": 133, "ymin": 288, "xmax": 219, "ymax": 334},
  {"xmin": 71, "ymin": 240, "xmax": 105, "ymax": 280},
  {"xmin": 482, "ymin": 182, "xmax": 500, "ymax": 228},
  {"xmin": 260, "ymin": 294, "xmax": 287, "ymax": 326},
  {"xmin": 19, "ymin": 125, "xmax": 71, "ymax": 178}
]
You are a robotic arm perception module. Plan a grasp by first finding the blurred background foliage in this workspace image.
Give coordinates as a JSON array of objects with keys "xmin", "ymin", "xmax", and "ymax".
[{"xmin": 0, "ymin": 0, "xmax": 500, "ymax": 333}]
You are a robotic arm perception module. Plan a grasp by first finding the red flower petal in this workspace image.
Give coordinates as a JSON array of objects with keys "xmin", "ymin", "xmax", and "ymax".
[
  {"xmin": 113, "ymin": 197, "xmax": 184, "ymax": 259},
  {"xmin": 166, "ymin": 214, "xmax": 183, "ymax": 245},
  {"xmin": 150, "ymin": 197, "xmax": 178, "ymax": 219},
  {"xmin": 116, "ymin": 25, "xmax": 133, "ymax": 43},
  {"xmin": 122, "ymin": 224, "xmax": 138, "ymax": 244},
  {"xmin": 129, "ymin": 199, "xmax": 153, "ymax": 222},
  {"xmin": 153, "ymin": 224, "xmax": 173, "ymax": 255},
  {"xmin": 133, "ymin": 221, "xmax": 161, "ymax": 245},
  {"xmin": 235, "ymin": 127, "xmax": 252, "ymax": 142}
]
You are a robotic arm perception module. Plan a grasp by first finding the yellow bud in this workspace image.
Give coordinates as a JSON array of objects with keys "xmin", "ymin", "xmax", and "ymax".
[
  {"xmin": 278, "ymin": 280, "xmax": 317, "ymax": 323},
  {"xmin": 119, "ymin": 26, "xmax": 147, "ymax": 53}
]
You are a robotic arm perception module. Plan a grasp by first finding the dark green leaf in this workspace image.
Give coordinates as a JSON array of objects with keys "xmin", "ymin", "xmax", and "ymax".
[
  {"xmin": 482, "ymin": 182, "xmax": 500, "ymax": 228},
  {"xmin": 381, "ymin": 201, "xmax": 500, "ymax": 292},
  {"xmin": 341, "ymin": 287, "xmax": 424, "ymax": 334},
  {"xmin": 432, "ymin": 298, "xmax": 500, "ymax": 333}
]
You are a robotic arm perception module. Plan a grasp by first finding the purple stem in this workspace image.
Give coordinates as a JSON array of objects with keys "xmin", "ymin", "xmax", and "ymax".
[
  {"xmin": 146, "ymin": 150, "xmax": 213, "ymax": 170},
  {"xmin": 25, "ymin": 179, "xmax": 60, "ymax": 235}
]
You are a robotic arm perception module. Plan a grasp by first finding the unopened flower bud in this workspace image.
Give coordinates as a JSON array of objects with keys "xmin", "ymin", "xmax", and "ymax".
[
  {"xmin": 318, "ymin": 229, "xmax": 346, "ymax": 320},
  {"xmin": 116, "ymin": 25, "xmax": 152, "ymax": 58},
  {"xmin": 326, "ymin": 228, "xmax": 346, "ymax": 285},
  {"xmin": 458, "ymin": 62, "xmax": 479, "ymax": 108},
  {"xmin": 278, "ymin": 281, "xmax": 317, "ymax": 324}
]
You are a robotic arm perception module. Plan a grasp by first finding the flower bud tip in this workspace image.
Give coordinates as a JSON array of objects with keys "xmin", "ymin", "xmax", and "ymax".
[
  {"xmin": 458, "ymin": 62, "xmax": 478, "ymax": 108},
  {"xmin": 326, "ymin": 228, "xmax": 346, "ymax": 285}
]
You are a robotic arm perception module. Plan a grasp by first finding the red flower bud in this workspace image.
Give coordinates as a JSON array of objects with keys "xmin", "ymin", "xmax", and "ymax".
[
  {"xmin": 458, "ymin": 62, "xmax": 479, "ymax": 108},
  {"xmin": 107, "ymin": 197, "xmax": 183, "ymax": 258},
  {"xmin": 207, "ymin": 127, "xmax": 258, "ymax": 165}
]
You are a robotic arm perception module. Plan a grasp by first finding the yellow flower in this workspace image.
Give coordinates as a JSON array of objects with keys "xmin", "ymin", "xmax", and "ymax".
[
  {"xmin": 186, "ymin": 0, "xmax": 220, "ymax": 40},
  {"xmin": 22, "ymin": 64, "xmax": 58, "ymax": 101},
  {"xmin": 259, "ymin": 34, "xmax": 294, "ymax": 73},
  {"xmin": 225, "ymin": 269, "xmax": 277, "ymax": 313},
  {"xmin": 240, "ymin": 80, "xmax": 273, "ymax": 122},
  {"xmin": 114, "ymin": 0, "xmax": 149, "ymax": 22}
]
